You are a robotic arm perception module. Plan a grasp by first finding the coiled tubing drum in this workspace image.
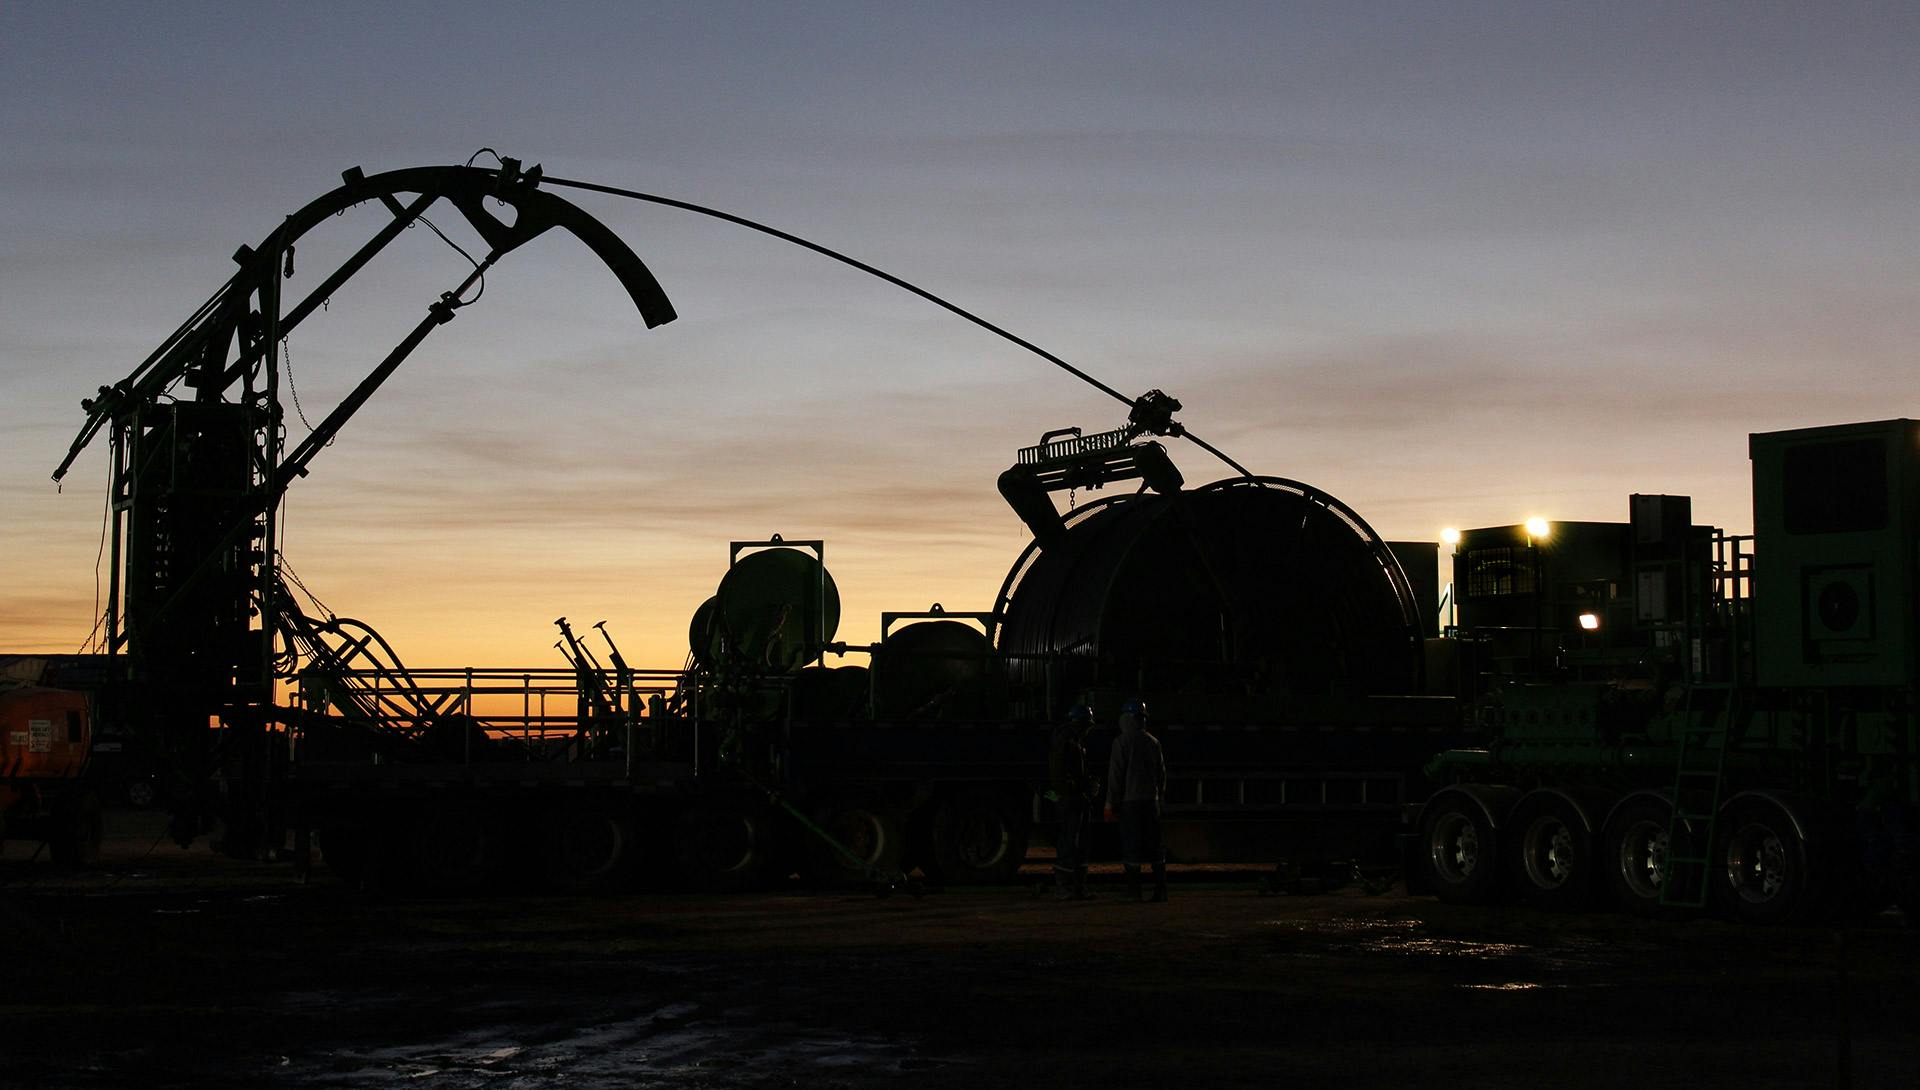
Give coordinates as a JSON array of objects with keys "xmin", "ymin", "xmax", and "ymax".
[{"xmin": 992, "ymin": 477, "xmax": 1422, "ymax": 720}]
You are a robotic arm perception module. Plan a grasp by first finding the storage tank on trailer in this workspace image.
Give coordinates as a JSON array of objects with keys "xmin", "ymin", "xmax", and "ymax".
[
  {"xmin": 695, "ymin": 544, "xmax": 842, "ymax": 673},
  {"xmin": 871, "ymin": 615, "xmax": 1008, "ymax": 720}
]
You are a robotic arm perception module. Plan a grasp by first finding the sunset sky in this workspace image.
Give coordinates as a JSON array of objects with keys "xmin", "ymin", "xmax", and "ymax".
[{"xmin": 3, "ymin": 3, "xmax": 1916, "ymax": 669}]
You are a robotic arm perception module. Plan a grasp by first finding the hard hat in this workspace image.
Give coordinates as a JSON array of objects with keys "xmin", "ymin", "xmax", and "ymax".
[
  {"xmin": 1066, "ymin": 704, "xmax": 1093, "ymax": 723},
  {"xmin": 1122, "ymin": 697, "xmax": 1147, "ymax": 717}
]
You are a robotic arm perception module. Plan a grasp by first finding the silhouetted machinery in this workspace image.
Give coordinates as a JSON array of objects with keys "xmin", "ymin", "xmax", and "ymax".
[
  {"xmin": 48, "ymin": 161, "xmax": 674, "ymax": 855},
  {"xmin": 996, "ymin": 478, "xmax": 1424, "ymax": 715},
  {"xmin": 623, "ymin": 419, "xmax": 1450, "ymax": 886},
  {"xmin": 33, "ymin": 160, "xmax": 1918, "ymax": 922},
  {"xmin": 1418, "ymin": 418, "xmax": 1920, "ymax": 923}
]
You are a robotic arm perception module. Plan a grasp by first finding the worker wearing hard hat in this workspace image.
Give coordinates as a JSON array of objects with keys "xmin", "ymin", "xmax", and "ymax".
[
  {"xmin": 1047, "ymin": 703, "xmax": 1100, "ymax": 900},
  {"xmin": 1104, "ymin": 699, "xmax": 1167, "ymax": 902}
]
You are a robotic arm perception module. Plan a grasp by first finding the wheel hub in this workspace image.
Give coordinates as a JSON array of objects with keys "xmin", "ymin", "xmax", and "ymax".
[
  {"xmin": 1619, "ymin": 820, "xmax": 1669, "ymax": 899},
  {"xmin": 829, "ymin": 810, "xmax": 885, "ymax": 866},
  {"xmin": 1725, "ymin": 823, "xmax": 1788, "ymax": 904},
  {"xmin": 955, "ymin": 809, "xmax": 1010, "ymax": 868},
  {"xmin": 1431, "ymin": 813, "xmax": 1480, "ymax": 881},
  {"xmin": 1524, "ymin": 817, "xmax": 1575, "ymax": 888}
]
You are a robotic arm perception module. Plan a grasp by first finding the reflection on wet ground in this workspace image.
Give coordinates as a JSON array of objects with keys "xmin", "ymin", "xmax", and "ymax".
[
  {"xmin": 284, "ymin": 1000, "xmax": 958, "ymax": 1089},
  {"xmin": 10, "ymin": 823, "xmax": 1920, "ymax": 1090},
  {"xmin": 1257, "ymin": 913, "xmax": 1673, "ymax": 990}
]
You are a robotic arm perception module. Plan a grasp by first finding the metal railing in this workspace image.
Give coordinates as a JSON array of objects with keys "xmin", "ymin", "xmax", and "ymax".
[{"xmin": 296, "ymin": 665, "xmax": 686, "ymax": 752}]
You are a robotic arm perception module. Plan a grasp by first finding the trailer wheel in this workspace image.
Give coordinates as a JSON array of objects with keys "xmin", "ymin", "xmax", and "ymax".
[
  {"xmin": 1507, "ymin": 792, "xmax": 1595, "ymax": 912},
  {"xmin": 927, "ymin": 789, "xmax": 1029, "ymax": 886},
  {"xmin": 803, "ymin": 795, "xmax": 905, "ymax": 887},
  {"xmin": 676, "ymin": 801, "xmax": 776, "ymax": 892},
  {"xmin": 1602, "ymin": 794, "xmax": 1694, "ymax": 918},
  {"xmin": 1715, "ymin": 798, "xmax": 1813, "ymax": 925},
  {"xmin": 49, "ymin": 790, "xmax": 103, "ymax": 865},
  {"xmin": 125, "ymin": 777, "xmax": 157, "ymax": 809},
  {"xmin": 411, "ymin": 805, "xmax": 495, "ymax": 891},
  {"xmin": 547, "ymin": 804, "xmax": 637, "ymax": 892},
  {"xmin": 1421, "ymin": 794, "xmax": 1500, "ymax": 904}
]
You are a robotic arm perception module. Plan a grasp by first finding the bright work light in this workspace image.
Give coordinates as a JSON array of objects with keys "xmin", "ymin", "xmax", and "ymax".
[
  {"xmin": 1524, "ymin": 516, "xmax": 1551, "ymax": 540},
  {"xmin": 1577, "ymin": 612, "xmax": 1600, "ymax": 631}
]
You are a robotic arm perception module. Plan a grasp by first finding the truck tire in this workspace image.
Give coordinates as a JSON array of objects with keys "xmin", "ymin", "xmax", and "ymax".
[
  {"xmin": 1506, "ymin": 791, "xmax": 1597, "ymax": 912},
  {"xmin": 1421, "ymin": 793, "xmax": 1501, "ymax": 905},
  {"xmin": 802, "ymin": 794, "xmax": 905, "ymax": 888},
  {"xmin": 411, "ymin": 805, "xmax": 496, "ymax": 891},
  {"xmin": 546, "ymin": 804, "xmax": 637, "ymax": 892},
  {"xmin": 126, "ymin": 777, "xmax": 157, "ymax": 809},
  {"xmin": 1602, "ymin": 794, "xmax": 1694, "ymax": 918},
  {"xmin": 1714, "ymin": 797, "xmax": 1814, "ymax": 925},
  {"xmin": 675, "ymin": 800, "xmax": 776, "ymax": 892},
  {"xmin": 926, "ymin": 789, "xmax": 1030, "ymax": 886}
]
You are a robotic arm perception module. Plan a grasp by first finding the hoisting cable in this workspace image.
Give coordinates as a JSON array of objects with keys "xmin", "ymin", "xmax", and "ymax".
[
  {"xmin": 538, "ymin": 173, "xmax": 1253, "ymax": 478},
  {"xmin": 1182, "ymin": 431, "xmax": 1252, "ymax": 478}
]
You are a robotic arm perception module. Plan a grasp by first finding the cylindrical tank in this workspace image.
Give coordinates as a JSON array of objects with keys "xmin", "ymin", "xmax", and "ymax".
[
  {"xmin": 994, "ymin": 478, "xmax": 1420, "ymax": 718},
  {"xmin": 790, "ymin": 664, "xmax": 871, "ymax": 719},
  {"xmin": 711, "ymin": 547, "xmax": 841, "ymax": 673},
  {"xmin": 688, "ymin": 596, "xmax": 722, "ymax": 667},
  {"xmin": 872, "ymin": 619, "xmax": 1008, "ymax": 720}
]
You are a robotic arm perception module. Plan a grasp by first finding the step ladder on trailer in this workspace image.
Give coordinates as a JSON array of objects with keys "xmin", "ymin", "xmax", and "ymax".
[
  {"xmin": 1657, "ymin": 533, "xmax": 1754, "ymax": 909},
  {"xmin": 1659, "ymin": 686, "xmax": 1737, "ymax": 908}
]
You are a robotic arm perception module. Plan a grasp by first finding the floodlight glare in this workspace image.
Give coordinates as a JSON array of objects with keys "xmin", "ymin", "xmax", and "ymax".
[
  {"xmin": 1578, "ymin": 612, "xmax": 1600, "ymax": 631},
  {"xmin": 1440, "ymin": 527, "xmax": 1462, "ymax": 546},
  {"xmin": 1524, "ymin": 516, "xmax": 1551, "ymax": 540}
]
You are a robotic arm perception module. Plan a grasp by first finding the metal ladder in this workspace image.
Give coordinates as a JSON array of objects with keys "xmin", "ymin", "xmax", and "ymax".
[
  {"xmin": 1656, "ymin": 530, "xmax": 1756, "ymax": 908},
  {"xmin": 1660, "ymin": 686, "xmax": 1736, "ymax": 908}
]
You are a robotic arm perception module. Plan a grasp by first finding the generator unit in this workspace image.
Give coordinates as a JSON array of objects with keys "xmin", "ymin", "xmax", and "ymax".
[
  {"xmin": 1419, "ymin": 419, "xmax": 1920, "ymax": 924},
  {"xmin": 1449, "ymin": 496, "xmax": 1712, "ymax": 689}
]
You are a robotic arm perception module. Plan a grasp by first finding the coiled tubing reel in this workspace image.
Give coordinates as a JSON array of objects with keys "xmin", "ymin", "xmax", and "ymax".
[{"xmin": 992, "ymin": 475, "xmax": 1424, "ymax": 722}]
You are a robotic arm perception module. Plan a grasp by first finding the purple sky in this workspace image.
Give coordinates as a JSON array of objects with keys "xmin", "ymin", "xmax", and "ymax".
[{"xmin": 3, "ymin": 2, "xmax": 1917, "ymax": 665}]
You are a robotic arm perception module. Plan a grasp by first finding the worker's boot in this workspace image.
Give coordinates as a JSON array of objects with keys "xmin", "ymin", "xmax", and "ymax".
[
  {"xmin": 1069, "ymin": 866, "xmax": 1095, "ymax": 901},
  {"xmin": 1050, "ymin": 865, "xmax": 1073, "ymax": 901},
  {"xmin": 1149, "ymin": 861, "xmax": 1168, "ymax": 903},
  {"xmin": 1123, "ymin": 864, "xmax": 1142, "ymax": 902}
]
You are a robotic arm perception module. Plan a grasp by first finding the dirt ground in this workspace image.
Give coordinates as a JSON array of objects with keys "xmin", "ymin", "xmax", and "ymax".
[{"xmin": 3, "ymin": 810, "xmax": 1917, "ymax": 1090}]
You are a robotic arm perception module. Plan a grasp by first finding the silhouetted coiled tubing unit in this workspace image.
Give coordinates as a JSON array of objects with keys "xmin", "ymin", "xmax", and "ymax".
[
  {"xmin": 46, "ymin": 158, "xmax": 1920, "ymax": 920},
  {"xmin": 50, "ymin": 156, "xmax": 1470, "ymax": 892}
]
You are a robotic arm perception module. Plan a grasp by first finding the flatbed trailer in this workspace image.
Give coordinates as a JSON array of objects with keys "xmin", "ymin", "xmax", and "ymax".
[{"xmin": 281, "ymin": 657, "xmax": 1463, "ymax": 893}]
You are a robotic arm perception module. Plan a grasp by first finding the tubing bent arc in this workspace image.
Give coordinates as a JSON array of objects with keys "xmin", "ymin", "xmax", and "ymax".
[
  {"xmin": 54, "ymin": 161, "xmax": 675, "ymax": 486},
  {"xmin": 44, "ymin": 156, "xmax": 1264, "ymax": 856},
  {"xmin": 52, "ymin": 156, "xmax": 1246, "ymax": 693},
  {"xmin": 48, "ymin": 162, "xmax": 679, "ymax": 769}
]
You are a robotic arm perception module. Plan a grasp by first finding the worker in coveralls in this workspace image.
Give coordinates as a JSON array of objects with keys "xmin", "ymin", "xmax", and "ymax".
[
  {"xmin": 1047, "ymin": 703, "xmax": 1099, "ymax": 900},
  {"xmin": 1104, "ymin": 698, "xmax": 1168, "ymax": 902}
]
